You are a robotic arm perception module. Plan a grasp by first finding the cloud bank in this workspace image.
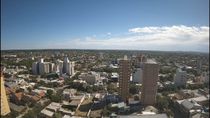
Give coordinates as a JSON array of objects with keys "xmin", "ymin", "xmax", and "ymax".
[{"xmin": 48, "ymin": 25, "xmax": 209, "ymax": 52}]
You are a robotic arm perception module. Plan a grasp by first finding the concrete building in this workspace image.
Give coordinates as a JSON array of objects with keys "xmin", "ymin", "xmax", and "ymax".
[
  {"xmin": 201, "ymin": 71, "xmax": 209, "ymax": 83},
  {"xmin": 63, "ymin": 56, "xmax": 70, "ymax": 74},
  {"xmin": 70, "ymin": 61, "xmax": 75, "ymax": 75},
  {"xmin": 39, "ymin": 63, "xmax": 44, "ymax": 75},
  {"xmin": 56, "ymin": 59, "xmax": 63, "ymax": 75},
  {"xmin": 79, "ymin": 72, "xmax": 100, "ymax": 85},
  {"xmin": 1, "ymin": 75, "xmax": 11, "ymax": 116},
  {"xmin": 174, "ymin": 68, "xmax": 187, "ymax": 86},
  {"xmin": 44, "ymin": 62, "xmax": 50, "ymax": 74},
  {"xmin": 111, "ymin": 72, "xmax": 119, "ymax": 82},
  {"xmin": 141, "ymin": 59, "xmax": 159, "ymax": 106},
  {"xmin": 32, "ymin": 58, "xmax": 51, "ymax": 75},
  {"xmin": 119, "ymin": 55, "xmax": 131, "ymax": 102},
  {"xmin": 132, "ymin": 68, "xmax": 143, "ymax": 83},
  {"xmin": 62, "ymin": 89, "xmax": 77, "ymax": 101},
  {"xmin": 49, "ymin": 63, "xmax": 55, "ymax": 73},
  {"xmin": 32, "ymin": 62, "xmax": 38, "ymax": 75},
  {"xmin": 63, "ymin": 56, "xmax": 75, "ymax": 75}
]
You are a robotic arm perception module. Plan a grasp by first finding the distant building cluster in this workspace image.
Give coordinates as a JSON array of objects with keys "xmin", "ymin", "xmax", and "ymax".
[
  {"xmin": 32, "ymin": 56, "xmax": 74, "ymax": 75},
  {"xmin": 1, "ymin": 50, "xmax": 209, "ymax": 118}
]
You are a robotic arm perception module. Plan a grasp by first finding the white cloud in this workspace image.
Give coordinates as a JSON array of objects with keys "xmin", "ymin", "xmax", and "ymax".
[
  {"xmin": 48, "ymin": 25, "xmax": 209, "ymax": 52},
  {"xmin": 107, "ymin": 32, "xmax": 111, "ymax": 35}
]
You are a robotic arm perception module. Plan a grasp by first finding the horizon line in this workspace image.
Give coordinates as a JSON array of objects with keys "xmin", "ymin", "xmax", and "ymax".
[{"xmin": 1, "ymin": 48, "xmax": 209, "ymax": 54}]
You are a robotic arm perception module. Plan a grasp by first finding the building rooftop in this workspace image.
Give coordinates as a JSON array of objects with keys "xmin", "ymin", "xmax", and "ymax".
[
  {"xmin": 145, "ymin": 59, "xmax": 157, "ymax": 64},
  {"xmin": 119, "ymin": 114, "xmax": 168, "ymax": 118},
  {"xmin": 62, "ymin": 115, "xmax": 71, "ymax": 118},
  {"xmin": 69, "ymin": 100, "xmax": 81, "ymax": 106},
  {"xmin": 46, "ymin": 102, "xmax": 61, "ymax": 112},
  {"xmin": 181, "ymin": 99, "xmax": 201, "ymax": 110},
  {"xmin": 9, "ymin": 102, "xmax": 26, "ymax": 113},
  {"xmin": 41, "ymin": 109, "xmax": 54, "ymax": 117}
]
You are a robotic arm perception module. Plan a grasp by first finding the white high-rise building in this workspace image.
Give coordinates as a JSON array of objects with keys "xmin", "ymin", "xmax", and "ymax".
[
  {"xmin": 70, "ymin": 61, "xmax": 75, "ymax": 75},
  {"xmin": 174, "ymin": 68, "xmax": 187, "ymax": 86},
  {"xmin": 62, "ymin": 56, "xmax": 75, "ymax": 76},
  {"xmin": 56, "ymin": 59, "xmax": 63, "ymax": 75},
  {"xmin": 49, "ymin": 63, "xmax": 55, "ymax": 73},
  {"xmin": 63, "ymin": 56, "xmax": 70, "ymax": 73},
  {"xmin": 132, "ymin": 68, "xmax": 143, "ymax": 83},
  {"xmin": 39, "ymin": 58, "xmax": 44, "ymax": 63},
  {"xmin": 44, "ymin": 62, "xmax": 50, "ymax": 73},
  {"xmin": 38, "ymin": 62, "xmax": 50, "ymax": 75},
  {"xmin": 39, "ymin": 62, "xmax": 45, "ymax": 75}
]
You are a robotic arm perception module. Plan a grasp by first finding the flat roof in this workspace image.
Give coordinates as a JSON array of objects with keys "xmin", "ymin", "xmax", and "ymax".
[
  {"xmin": 69, "ymin": 100, "xmax": 81, "ymax": 106},
  {"xmin": 119, "ymin": 114, "xmax": 168, "ymax": 118},
  {"xmin": 145, "ymin": 59, "xmax": 157, "ymax": 64},
  {"xmin": 41, "ymin": 109, "xmax": 54, "ymax": 117}
]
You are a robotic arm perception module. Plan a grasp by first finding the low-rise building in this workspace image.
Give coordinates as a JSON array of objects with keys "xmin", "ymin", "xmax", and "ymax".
[
  {"xmin": 175, "ymin": 99, "xmax": 203, "ymax": 118},
  {"xmin": 62, "ymin": 89, "xmax": 77, "ymax": 101},
  {"xmin": 79, "ymin": 72, "xmax": 100, "ymax": 85},
  {"xmin": 40, "ymin": 109, "xmax": 54, "ymax": 118}
]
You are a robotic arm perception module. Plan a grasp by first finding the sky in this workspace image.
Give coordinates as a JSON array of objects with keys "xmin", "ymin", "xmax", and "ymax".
[{"xmin": 1, "ymin": 0, "xmax": 209, "ymax": 52}]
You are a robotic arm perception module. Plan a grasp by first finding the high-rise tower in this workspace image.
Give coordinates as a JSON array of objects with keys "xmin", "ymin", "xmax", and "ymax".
[
  {"xmin": 119, "ymin": 55, "xmax": 131, "ymax": 102},
  {"xmin": 141, "ymin": 59, "xmax": 159, "ymax": 106}
]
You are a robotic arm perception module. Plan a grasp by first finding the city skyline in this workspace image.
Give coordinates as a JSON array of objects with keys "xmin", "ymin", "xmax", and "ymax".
[{"xmin": 1, "ymin": 0, "xmax": 209, "ymax": 52}]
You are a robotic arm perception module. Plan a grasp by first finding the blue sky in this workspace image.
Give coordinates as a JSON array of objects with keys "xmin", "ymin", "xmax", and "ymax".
[{"xmin": 1, "ymin": 0, "xmax": 209, "ymax": 52}]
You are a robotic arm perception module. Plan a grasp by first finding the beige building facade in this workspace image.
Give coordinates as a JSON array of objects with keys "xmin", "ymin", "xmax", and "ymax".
[
  {"xmin": 1, "ymin": 75, "xmax": 11, "ymax": 116},
  {"xmin": 141, "ymin": 60, "xmax": 159, "ymax": 106},
  {"xmin": 119, "ymin": 55, "xmax": 131, "ymax": 102}
]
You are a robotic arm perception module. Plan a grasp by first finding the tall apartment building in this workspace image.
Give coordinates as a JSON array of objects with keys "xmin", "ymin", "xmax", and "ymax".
[
  {"xmin": 32, "ymin": 62, "xmax": 38, "ymax": 74},
  {"xmin": 70, "ymin": 61, "xmax": 75, "ymax": 75},
  {"xmin": 56, "ymin": 59, "xmax": 63, "ymax": 75},
  {"xmin": 63, "ymin": 56, "xmax": 75, "ymax": 75},
  {"xmin": 141, "ymin": 59, "xmax": 159, "ymax": 106},
  {"xmin": 119, "ymin": 55, "xmax": 131, "ymax": 102},
  {"xmin": 174, "ymin": 68, "xmax": 187, "ymax": 86},
  {"xmin": 32, "ymin": 57, "xmax": 74, "ymax": 76},
  {"xmin": 1, "ymin": 74, "xmax": 11, "ymax": 116},
  {"xmin": 38, "ymin": 62, "xmax": 44, "ymax": 75},
  {"xmin": 32, "ymin": 58, "xmax": 50, "ymax": 75},
  {"xmin": 49, "ymin": 63, "xmax": 55, "ymax": 73},
  {"xmin": 63, "ymin": 56, "xmax": 70, "ymax": 74}
]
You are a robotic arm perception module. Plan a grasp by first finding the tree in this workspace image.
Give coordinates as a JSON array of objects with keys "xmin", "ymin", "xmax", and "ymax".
[
  {"xmin": 107, "ymin": 83, "xmax": 117, "ymax": 94},
  {"xmin": 22, "ymin": 110, "xmax": 35, "ymax": 118},
  {"xmin": 51, "ymin": 95, "xmax": 61, "ymax": 102},
  {"xmin": 46, "ymin": 89, "xmax": 53, "ymax": 99},
  {"xmin": 129, "ymin": 84, "xmax": 139, "ymax": 95},
  {"xmin": 55, "ymin": 113, "xmax": 62, "ymax": 118},
  {"xmin": 156, "ymin": 95, "xmax": 169, "ymax": 112}
]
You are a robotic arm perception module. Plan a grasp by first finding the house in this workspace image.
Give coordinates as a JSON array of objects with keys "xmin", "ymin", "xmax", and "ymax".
[
  {"xmin": 68, "ymin": 95, "xmax": 85, "ymax": 108},
  {"xmin": 62, "ymin": 89, "xmax": 77, "ymax": 101},
  {"xmin": 40, "ymin": 109, "xmax": 54, "ymax": 118},
  {"xmin": 46, "ymin": 102, "xmax": 61, "ymax": 112},
  {"xmin": 9, "ymin": 102, "xmax": 26, "ymax": 113},
  {"xmin": 79, "ymin": 72, "xmax": 100, "ymax": 85},
  {"xmin": 22, "ymin": 94, "xmax": 41, "ymax": 104},
  {"xmin": 175, "ymin": 99, "xmax": 203, "ymax": 118},
  {"xmin": 10, "ymin": 92, "xmax": 24, "ymax": 105}
]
